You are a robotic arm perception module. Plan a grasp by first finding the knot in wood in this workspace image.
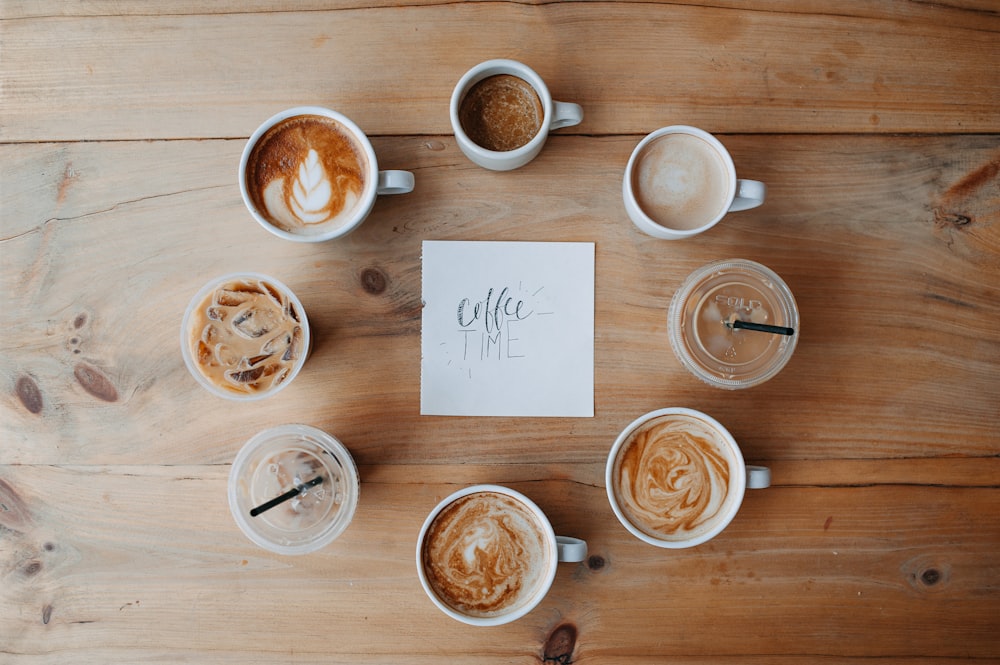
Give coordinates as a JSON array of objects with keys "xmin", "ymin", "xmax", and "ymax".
[
  {"xmin": 360, "ymin": 267, "xmax": 387, "ymax": 295},
  {"xmin": 15, "ymin": 376, "xmax": 43, "ymax": 414},
  {"xmin": 74, "ymin": 363, "xmax": 119, "ymax": 402},
  {"xmin": 587, "ymin": 555, "xmax": 606, "ymax": 571},
  {"xmin": 542, "ymin": 623, "xmax": 577, "ymax": 664},
  {"xmin": 921, "ymin": 568, "xmax": 942, "ymax": 586}
]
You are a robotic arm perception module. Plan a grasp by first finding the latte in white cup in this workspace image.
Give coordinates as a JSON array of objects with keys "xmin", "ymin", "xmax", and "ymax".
[
  {"xmin": 623, "ymin": 126, "xmax": 766, "ymax": 239},
  {"xmin": 416, "ymin": 485, "xmax": 586, "ymax": 626},
  {"xmin": 239, "ymin": 107, "xmax": 413, "ymax": 242},
  {"xmin": 607, "ymin": 408, "xmax": 770, "ymax": 548}
]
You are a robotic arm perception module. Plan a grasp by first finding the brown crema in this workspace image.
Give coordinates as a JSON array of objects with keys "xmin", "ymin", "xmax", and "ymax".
[
  {"xmin": 421, "ymin": 491, "xmax": 550, "ymax": 618},
  {"xmin": 458, "ymin": 74, "xmax": 544, "ymax": 152},
  {"xmin": 614, "ymin": 414, "xmax": 733, "ymax": 541},
  {"xmin": 245, "ymin": 114, "xmax": 367, "ymax": 233}
]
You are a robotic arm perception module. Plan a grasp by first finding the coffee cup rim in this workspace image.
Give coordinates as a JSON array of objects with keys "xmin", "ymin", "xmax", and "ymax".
[
  {"xmin": 605, "ymin": 407, "xmax": 747, "ymax": 548},
  {"xmin": 179, "ymin": 271, "xmax": 310, "ymax": 401},
  {"xmin": 415, "ymin": 483, "xmax": 559, "ymax": 626},
  {"xmin": 238, "ymin": 106, "xmax": 380, "ymax": 243},
  {"xmin": 623, "ymin": 125, "xmax": 739, "ymax": 238},
  {"xmin": 449, "ymin": 59, "xmax": 554, "ymax": 160}
]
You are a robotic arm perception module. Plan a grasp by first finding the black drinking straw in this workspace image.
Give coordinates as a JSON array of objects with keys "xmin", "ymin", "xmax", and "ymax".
[
  {"xmin": 726, "ymin": 319, "xmax": 796, "ymax": 336},
  {"xmin": 250, "ymin": 476, "xmax": 323, "ymax": 517}
]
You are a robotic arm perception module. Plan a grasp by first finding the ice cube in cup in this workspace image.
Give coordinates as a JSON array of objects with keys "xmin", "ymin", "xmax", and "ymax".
[{"xmin": 180, "ymin": 272, "xmax": 310, "ymax": 400}]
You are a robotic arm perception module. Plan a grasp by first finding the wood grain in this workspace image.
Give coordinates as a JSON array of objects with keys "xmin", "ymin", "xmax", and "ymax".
[
  {"xmin": 2, "ymin": 465, "xmax": 998, "ymax": 662},
  {"xmin": 2, "ymin": 1, "xmax": 999, "ymax": 662},
  {"xmin": 3, "ymin": 135, "xmax": 998, "ymax": 467},
  {"xmin": 2, "ymin": 4, "xmax": 998, "ymax": 141}
]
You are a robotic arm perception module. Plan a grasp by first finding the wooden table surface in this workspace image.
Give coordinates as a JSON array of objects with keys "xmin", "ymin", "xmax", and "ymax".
[{"xmin": 2, "ymin": 2, "xmax": 999, "ymax": 662}]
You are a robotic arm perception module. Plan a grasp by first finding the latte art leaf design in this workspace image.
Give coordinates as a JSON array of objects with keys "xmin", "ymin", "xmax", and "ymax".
[
  {"xmin": 289, "ymin": 149, "xmax": 335, "ymax": 225},
  {"xmin": 616, "ymin": 415, "xmax": 731, "ymax": 540},
  {"xmin": 247, "ymin": 115, "xmax": 366, "ymax": 234}
]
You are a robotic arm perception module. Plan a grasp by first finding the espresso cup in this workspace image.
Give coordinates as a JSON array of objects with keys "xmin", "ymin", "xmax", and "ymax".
[
  {"xmin": 450, "ymin": 59, "xmax": 583, "ymax": 171},
  {"xmin": 606, "ymin": 408, "xmax": 770, "ymax": 548},
  {"xmin": 416, "ymin": 484, "xmax": 587, "ymax": 626},
  {"xmin": 623, "ymin": 126, "xmax": 766, "ymax": 239},
  {"xmin": 239, "ymin": 106, "xmax": 414, "ymax": 242}
]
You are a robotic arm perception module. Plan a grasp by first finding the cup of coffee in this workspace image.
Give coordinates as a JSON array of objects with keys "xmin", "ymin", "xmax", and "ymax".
[
  {"xmin": 229, "ymin": 424, "xmax": 359, "ymax": 555},
  {"xmin": 623, "ymin": 126, "xmax": 766, "ymax": 239},
  {"xmin": 607, "ymin": 408, "xmax": 770, "ymax": 549},
  {"xmin": 450, "ymin": 59, "xmax": 583, "ymax": 171},
  {"xmin": 180, "ymin": 272, "xmax": 310, "ymax": 400},
  {"xmin": 416, "ymin": 484, "xmax": 587, "ymax": 626},
  {"xmin": 239, "ymin": 106, "xmax": 414, "ymax": 242},
  {"xmin": 668, "ymin": 259, "xmax": 799, "ymax": 389}
]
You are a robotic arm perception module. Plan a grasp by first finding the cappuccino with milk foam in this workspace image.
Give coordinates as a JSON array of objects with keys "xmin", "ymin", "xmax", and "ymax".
[
  {"xmin": 420, "ymin": 490, "xmax": 553, "ymax": 619},
  {"xmin": 244, "ymin": 114, "xmax": 369, "ymax": 235},
  {"xmin": 631, "ymin": 133, "xmax": 730, "ymax": 231},
  {"xmin": 611, "ymin": 412, "xmax": 736, "ymax": 542}
]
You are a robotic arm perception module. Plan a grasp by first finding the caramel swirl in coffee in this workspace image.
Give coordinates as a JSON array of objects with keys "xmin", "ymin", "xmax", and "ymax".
[
  {"xmin": 187, "ymin": 278, "xmax": 304, "ymax": 395},
  {"xmin": 614, "ymin": 414, "xmax": 732, "ymax": 541},
  {"xmin": 246, "ymin": 114, "xmax": 367, "ymax": 234},
  {"xmin": 422, "ymin": 492, "xmax": 550, "ymax": 618}
]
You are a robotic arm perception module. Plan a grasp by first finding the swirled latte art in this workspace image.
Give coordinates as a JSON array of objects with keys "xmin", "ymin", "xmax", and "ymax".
[
  {"xmin": 614, "ymin": 414, "xmax": 734, "ymax": 541},
  {"xmin": 422, "ymin": 492, "xmax": 551, "ymax": 618},
  {"xmin": 246, "ymin": 115, "xmax": 368, "ymax": 234}
]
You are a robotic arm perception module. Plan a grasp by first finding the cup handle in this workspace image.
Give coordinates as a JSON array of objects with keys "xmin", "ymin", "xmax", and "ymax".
[
  {"xmin": 556, "ymin": 536, "xmax": 588, "ymax": 562},
  {"xmin": 549, "ymin": 101, "xmax": 583, "ymax": 131},
  {"xmin": 746, "ymin": 465, "xmax": 771, "ymax": 489},
  {"xmin": 376, "ymin": 170, "xmax": 415, "ymax": 196},
  {"xmin": 729, "ymin": 179, "xmax": 766, "ymax": 212}
]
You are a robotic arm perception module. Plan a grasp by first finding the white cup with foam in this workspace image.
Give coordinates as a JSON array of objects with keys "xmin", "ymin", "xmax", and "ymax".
[
  {"xmin": 607, "ymin": 408, "xmax": 771, "ymax": 548},
  {"xmin": 239, "ymin": 106, "xmax": 414, "ymax": 242},
  {"xmin": 623, "ymin": 126, "xmax": 765, "ymax": 239},
  {"xmin": 416, "ymin": 484, "xmax": 587, "ymax": 626}
]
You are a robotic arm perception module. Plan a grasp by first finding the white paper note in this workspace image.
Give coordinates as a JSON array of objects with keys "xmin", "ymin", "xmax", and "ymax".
[{"xmin": 420, "ymin": 240, "xmax": 595, "ymax": 417}]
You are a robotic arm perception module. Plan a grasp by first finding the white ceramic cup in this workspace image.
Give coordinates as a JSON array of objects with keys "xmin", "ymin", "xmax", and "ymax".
[
  {"xmin": 450, "ymin": 59, "xmax": 583, "ymax": 171},
  {"xmin": 416, "ymin": 484, "xmax": 587, "ymax": 626},
  {"xmin": 606, "ymin": 408, "xmax": 770, "ymax": 548},
  {"xmin": 623, "ymin": 125, "xmax": 766, "ymax": 239},
  {"xmin": 239, "ymin": 106, "xmax": 414, "ymax": 242}
]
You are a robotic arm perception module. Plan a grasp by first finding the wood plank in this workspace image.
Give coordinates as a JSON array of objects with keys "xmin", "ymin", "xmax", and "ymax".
[
  {"xmin": 1, "ymin": 465, "xmax": 998, "ymax": 661},
  {"xmin": 2, "ymin": 134, "xmax": 998, "ymax": 466},
  {"xmin": 2, "ymin": 5, "xmax": 997, "ymax": 141}
]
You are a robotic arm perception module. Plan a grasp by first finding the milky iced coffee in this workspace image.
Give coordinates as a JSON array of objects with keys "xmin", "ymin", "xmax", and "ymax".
[{"xmin": 180, "ymin": 273, "xmax": 309, "ymax": 400}]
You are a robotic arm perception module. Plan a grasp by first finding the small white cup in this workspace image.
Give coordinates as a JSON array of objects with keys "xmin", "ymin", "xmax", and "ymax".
[
  {"xmin": 623, "ymin": 125, "xmax": 765, "ymax": 239},
  {"xmin": 450, "ymin": 59, "xmax": 583, "ymax": 171},
  {"xmin": 416, "ymin": 484, "xmax": 587, "ymax": 626},
  {"xmin": 239, "ymin": 106, "xmax": 414, "ymax": 242},
  {"xmin": 606, "ymin": 408, "xmax": 770, "ymax": 548}
]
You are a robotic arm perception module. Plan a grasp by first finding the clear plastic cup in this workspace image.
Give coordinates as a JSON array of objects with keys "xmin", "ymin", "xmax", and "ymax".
[
  {"xmin": 180, "ymin": 272, "xmax": 310, "ymax": 401},
  {"xmin": 668, "ymin": 259, "xmax": 799, "ymax": 389},
  {"xmin": 228, "ymin": 424, "xmax": 359, "ymax": 555}
]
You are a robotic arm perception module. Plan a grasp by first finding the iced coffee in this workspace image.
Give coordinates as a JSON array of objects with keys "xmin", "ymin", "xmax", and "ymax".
[
  {"xmin": 668, "ymin": 259, "xmax": 798, "ymax": 389},
  {"xmin": 181, "ymin": 273, "xmax": 309, "ymax": 400},
  {"xmin": 229, "ymin": 424, "xmax": 359, "ymax": 555}
]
